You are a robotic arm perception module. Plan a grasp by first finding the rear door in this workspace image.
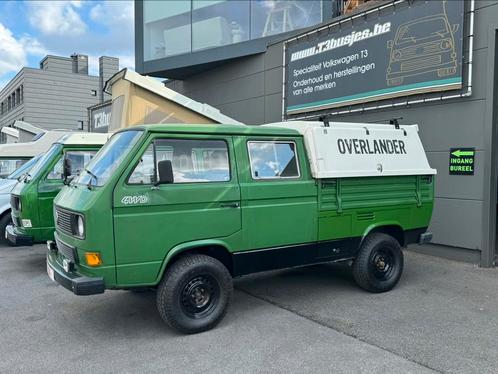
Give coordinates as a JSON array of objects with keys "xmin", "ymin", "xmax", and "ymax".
[
  {"xmin": 235, "ymin": 136, "xmax": 317, "ymax": 251},
  {"xmin": 113, "ymin": 134, "xmax": 241, "ymax": 285}
]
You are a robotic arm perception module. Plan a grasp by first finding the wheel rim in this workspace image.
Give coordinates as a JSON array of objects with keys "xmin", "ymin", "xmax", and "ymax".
[
  {"xmin": 180, "ymin": 274, "xmax": 220, "ymax": 319},
  {"xmin": 370, "ymin": 248, "xmax": 396, "ymax": 281}
]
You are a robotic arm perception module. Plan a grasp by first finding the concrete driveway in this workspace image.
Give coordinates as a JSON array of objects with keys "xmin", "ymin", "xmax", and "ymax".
[{"xmin": 0, "ymin": 243, "xmax": 496, "ymax": 374}]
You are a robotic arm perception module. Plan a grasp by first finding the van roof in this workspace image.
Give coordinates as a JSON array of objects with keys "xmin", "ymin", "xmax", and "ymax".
[
  {"xmin": 56, "ymin": 132, "xmax": 109, "ymax": 145},
  {"xmin": 123, "ymin": 123, "xmax": 301, "ymax": 137}
]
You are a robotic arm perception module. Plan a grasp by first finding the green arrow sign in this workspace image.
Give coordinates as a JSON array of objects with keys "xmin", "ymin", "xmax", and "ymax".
[
  {"xmin": 451, "ymin": 149, "xmax": 475, "ymax": 157},
  {"xmin": 449, "ymin": 147, "xmax": 475, "ymax": 175}
]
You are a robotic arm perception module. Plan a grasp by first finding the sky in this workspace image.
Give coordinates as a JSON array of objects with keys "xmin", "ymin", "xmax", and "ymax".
[{"xmin": 0, "ymin": 0, "xmax": 134, "ymax": 90}]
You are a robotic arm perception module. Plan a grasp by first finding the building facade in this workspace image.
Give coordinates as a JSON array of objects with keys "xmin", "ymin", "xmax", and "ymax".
[
  {"xmin": 135, "ymin": 0, "xmax": 498, "ymax": 267},
  {"xmin": 0, "ymin": 54, "xmax": 119, "ymax": 138}
]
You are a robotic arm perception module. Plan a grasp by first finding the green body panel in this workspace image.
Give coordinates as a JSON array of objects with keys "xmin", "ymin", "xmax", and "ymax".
[
  {"xmin": 50, "ymin": 124, "xmax": 435, "ymax": 289},
  {"xmin": 11, "ymin": 145, "xmax": 102, "ymax": 243}
]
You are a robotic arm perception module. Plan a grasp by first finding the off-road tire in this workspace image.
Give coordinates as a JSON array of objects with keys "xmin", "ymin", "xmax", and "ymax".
[
  {"xmin": 156, "ymin": 254, "xmax": 233, "ymax": 334},
  {"xmin": 352, "ymin": 233, "xmax": 404, "ymax": 293},
  {"xmin": 0, "ymin": 212, "xmax": 12, "ymax": 246}
]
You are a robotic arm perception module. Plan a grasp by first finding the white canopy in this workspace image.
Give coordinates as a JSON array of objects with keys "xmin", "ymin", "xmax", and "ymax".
[{"xmin": 265, "ymin": 121, "xmax": 436, "ymax": 178}]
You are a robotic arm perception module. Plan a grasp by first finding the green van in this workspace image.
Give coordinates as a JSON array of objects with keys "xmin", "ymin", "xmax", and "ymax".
[
  {"xmin": 7, "ymin": 133, "xmax": 108, "ymax": 246},
  {"xmin": 47, "ymin": 122, "xmax": 435, "ymax": 333}
]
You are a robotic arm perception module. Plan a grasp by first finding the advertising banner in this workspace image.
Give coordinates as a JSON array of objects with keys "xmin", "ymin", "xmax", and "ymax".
[
  {"xmin": 89, "ymin": 102, "xmax": 111, "ymax": 133},
  {"xmin": 284, "ymin": 0, "xmax": 465, "ymax": 116}
]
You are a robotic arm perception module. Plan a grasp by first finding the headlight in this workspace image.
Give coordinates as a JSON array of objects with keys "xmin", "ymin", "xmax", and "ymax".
[{"xmin": 76, "ymin": 215, "xmax": 84, "ymax": 237}]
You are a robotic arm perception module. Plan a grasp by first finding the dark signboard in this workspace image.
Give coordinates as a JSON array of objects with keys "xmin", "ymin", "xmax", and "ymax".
[
  {"xmin": 449, "ymin": 148, "xmax": 475, "ymax": 175},
  {"xmin": 89, "ymin": 101, "xmax": 111, "ymax": 133},
  {"xmin": 284, "ymin": 0, "xmax": 465, "ymax": 116}
]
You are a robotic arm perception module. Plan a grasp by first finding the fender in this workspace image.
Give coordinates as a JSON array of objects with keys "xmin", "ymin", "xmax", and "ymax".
[
  {"xmin": 154, "ymin": 239, "xmax": 233, "ymax": 284},
  {"xmin": 361, "ymin": 221, "xmax": 405, "ymax": 246}
]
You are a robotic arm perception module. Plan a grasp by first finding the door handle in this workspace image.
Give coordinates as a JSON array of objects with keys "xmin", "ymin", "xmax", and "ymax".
[{"xmin": 221, "ymin": 202, "xmax": 240, "ymax": 208}]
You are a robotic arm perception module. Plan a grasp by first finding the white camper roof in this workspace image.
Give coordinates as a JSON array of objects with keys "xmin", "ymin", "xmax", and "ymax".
[
  {"xmin": 105, "ymin": 69, "xmax": 244, "ymax": 126},
  {"xmin": 1, "ymin": 127, "xmax": 19, "ymax": 138},
  {"xmin": 0, "ymin": 130, "xmax": 68, "ymax": 158},
  {"xmin": 13, "ymin": 120, "xmax": 44, "ymax": 135},
  {"xmin": 57, "ymin": 132, "xmax": 109, "ymax": 145},
  {"xmin": 265, "ymin": 121, "xmax": 436, "ymax": 178}
]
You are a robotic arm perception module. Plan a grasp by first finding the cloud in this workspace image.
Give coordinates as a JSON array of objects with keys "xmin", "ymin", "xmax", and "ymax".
[
  {"xmin": 90, "ymin": 1, "xmax": 134, "ymax": 26},
  {"xmin": 0, "ymin": 23, "xmax": 47, "ymax": 79},
  {"xmin": 26, "ymin": 1, "xmax": 87, "ymax": 36},
  {"xmin": 0, "ymin": 23, "xmax": 27, "ymax": 76}
]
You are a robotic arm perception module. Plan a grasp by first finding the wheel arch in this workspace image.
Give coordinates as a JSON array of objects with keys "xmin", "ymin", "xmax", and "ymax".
[
  {"xmin": 155, "ymin": 240, "xmax": 234, "ymax": 284},
  {"xmin": 362, "ymin": 223, "xmax": 405, "ymax": 247}
]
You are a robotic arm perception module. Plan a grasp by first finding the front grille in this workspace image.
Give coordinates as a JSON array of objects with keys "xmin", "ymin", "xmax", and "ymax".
[
  {"xmin": 55, "ymin": 236, "xmax": 78, "ymax": 263},
  {"xmin": 13, "ymin": 216, "xmax": 21, "ymax": 228},
  {"xmin": 55, "ymin": 206, "xmax": 74, "ymax": 236},
  {"xmin": 11, "ymin": 195, "xmax": 20, "ymax": 211},
  {"xmin": 401, "ymin": 55, "xmax": 442, "ymax": 72}
]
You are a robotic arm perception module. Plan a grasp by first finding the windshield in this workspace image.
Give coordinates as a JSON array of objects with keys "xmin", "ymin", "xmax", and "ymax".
[
  {"xmin": 7, "ymin": 154, "xmax": 42, "ymax": 180},
  {"xmin": 76, "ymin": 130, "xmax": 143, "ymax": 187},
  {"xmin": 0, "ymin": 158, "xmax": 29, "ymax": 178},
  {"xmin": 397, "ymin": 18, "xmax": 449, "ymax": 44},
  {"xmin": 26, "ymin": 144, "xmax": 62, "ymax": 181}
]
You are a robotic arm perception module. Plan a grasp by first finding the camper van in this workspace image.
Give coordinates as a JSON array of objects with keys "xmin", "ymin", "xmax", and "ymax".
[
  {"xmin": 46, "ymin": 122, "xmax": 435, "ymax": 334},
  {"xmin": 6, "ymin": 133, "xmax": 109, "ymax": 246},
  {"xmin": 0, "ymin": 131, "xmax": 68, "ymax": 178},
  {"xmin": 0, "ymin": 155, "xmax": 42, "ymax": 244}
]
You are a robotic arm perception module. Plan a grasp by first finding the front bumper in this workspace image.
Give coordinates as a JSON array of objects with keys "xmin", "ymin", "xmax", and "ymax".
[
  {"xmin": 5, "ymin": 224, "xmax": 33, "ymax": 246},
  {"xmin": 46, "ymin": 243, "xmax": 104, "ymax": 296}
]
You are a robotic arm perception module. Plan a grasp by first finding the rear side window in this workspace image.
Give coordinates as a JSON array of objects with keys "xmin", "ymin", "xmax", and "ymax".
[
  {"xmin": 248, "ymin": 141, "xmax": 300, "ymax": 179},
  {"xmin": 128, "ymin": 139, "xmax": 230, "ymax": 184}
]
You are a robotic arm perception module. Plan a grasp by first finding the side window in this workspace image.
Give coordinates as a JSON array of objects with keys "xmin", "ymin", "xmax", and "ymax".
[
  {"xmin": 46, "ymin": 151, "xmax": 97, "ymax": 180},
  {"xmin": 128, "ymin": 144, "xmax": 156, "ymax": 184},
  {"xmin": 248, "ymin": 141, "xmax": 300, "ymax": 179},
  {"xmin": 128, "ymin": 139, "xmax": 230, "ymax": 184}
]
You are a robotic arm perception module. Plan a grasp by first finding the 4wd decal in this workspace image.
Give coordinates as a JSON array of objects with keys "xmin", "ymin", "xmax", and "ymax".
[{"xmin": 121, "ymin": 195, "xmax": 149, "ymax": 205}]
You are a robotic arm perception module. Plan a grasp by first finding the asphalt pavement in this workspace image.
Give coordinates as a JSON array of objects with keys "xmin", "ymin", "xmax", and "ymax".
[{"xmin": 0, "ymin": 243, "xmax": 497, "ymax": 374}]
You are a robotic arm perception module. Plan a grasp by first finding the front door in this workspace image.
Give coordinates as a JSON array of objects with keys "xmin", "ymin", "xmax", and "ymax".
[
  {"xmin": 38, "ymin": 148, "xmax": 98, "ymax": 232},
  {"xmin": 113, "ymin": 135, "xmax": 241, "ymax": 285}
]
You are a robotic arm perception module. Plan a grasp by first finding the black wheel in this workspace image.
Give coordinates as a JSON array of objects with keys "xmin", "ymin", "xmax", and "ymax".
[
  {"xmin": 0, "ymin": 212, "xmax": 12, "ymax": 246},
  {"xmin": 352, "ymin": 233, "xmax": 404, "ymax": 293},
  {"xmin": 156, "ymin": 254, "xmax": 233, "ymax": 334}
]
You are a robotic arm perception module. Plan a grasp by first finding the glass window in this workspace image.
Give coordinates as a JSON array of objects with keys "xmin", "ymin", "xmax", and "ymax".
[
  {"xmin": 251, "ymin": 0, "xmax": 322, "ymax": 39},
  {"xmin": 248, "ymin": 141, "xmax": 299, "ymax": 179},
  {"xmin": 153, "ymin": 138, "xmax": 230, "ymax": 183},
  {"xmin": 128, "ymin": 144, "xmax": 156, "ymax": 185},
  {"xmin": 142, "ymin": 1, "xmax": 323, "ymax": 61},
  {"xmin": 0, "ymin": 159, "xmax": 29, "ymax": 178},
  {"xmin": 28, "ymin": 144, "xmax": 62, "ymax": 180},
  {"xmin": 143, "ymin": 0, "xmax": 191, "ymax": 60},
  {"xmin": 192, "ymin": 0, "xmax": 249, "ymax": 51},
  {"xmin": 7, "ymin": 154, "xmax": 42, "ymax": 180},
  {"xmin": 46, "ymin": 151, "xmax": 97, "ymax": 180},
  {"xmin": 76, "ymin": 131, "xmax": 143, "ymax": 187}
]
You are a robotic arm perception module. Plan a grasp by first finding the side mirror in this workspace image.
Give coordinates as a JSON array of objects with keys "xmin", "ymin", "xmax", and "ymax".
[
  {"xmin": 387, "ymin": 40, "xmax": 393, "ymax": 49},
  {"xmin": 63, "ymin": 158, "xmax": 72, "ymax": 184},
  {"xmin": 452, "ymin": 24, "xmax": 459, "ymax": 34},
  {"xmin": 156, "ymin": 160, "xmax": 174, "ymax": 185}
]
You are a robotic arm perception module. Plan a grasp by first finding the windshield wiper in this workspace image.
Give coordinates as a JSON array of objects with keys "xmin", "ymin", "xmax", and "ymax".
[
  {"xmin": 85, "ymin": 168, "xmax": 98, "ymax": 189},
  {"xmin": 18, "ymin": 173, "xmax": 31, "ymax": 182}
]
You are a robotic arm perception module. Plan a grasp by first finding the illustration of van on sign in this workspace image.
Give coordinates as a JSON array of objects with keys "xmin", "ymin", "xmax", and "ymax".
[{"xmin": 386, "ymin": 2, "xmax": 459, "ymax": 86}]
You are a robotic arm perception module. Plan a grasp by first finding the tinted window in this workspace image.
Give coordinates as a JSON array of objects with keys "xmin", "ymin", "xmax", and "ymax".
[{"xmin": 248, "ymin": 141, "xmax": 299, "ymax": 179}]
